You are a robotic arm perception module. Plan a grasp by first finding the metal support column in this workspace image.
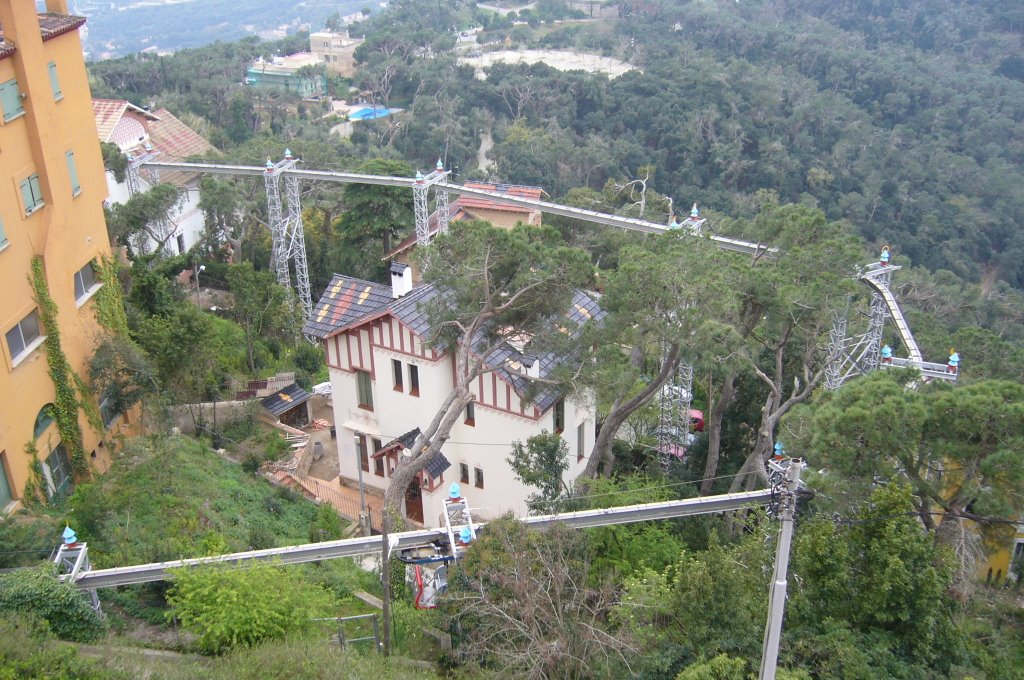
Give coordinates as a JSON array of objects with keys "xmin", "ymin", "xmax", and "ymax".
[
  {"xmin": 284, "ymin": 173, "xmax": 312, "ymax": 319},
  {"xmin": 759, "ymin": 458, "xmax": 805, "ymax": 680},
  {"xmin": 436, "ymin": 189, "xmax": 450, "ymax": 234},
  {"xmin": 824, "ymin": 308, "xmax": 849, "ymax": 390},
  {"xmin": 265, "ymin": 160, "xmax": 289, "ymax": 287},
  {"xmin": 657, "ymin": 353, "xmax": 692, "ymax": 468}
]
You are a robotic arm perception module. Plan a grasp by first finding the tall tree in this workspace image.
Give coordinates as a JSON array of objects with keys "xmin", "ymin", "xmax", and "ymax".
[
  {"xmin": 378, "ymin": 221, "xmax": 592, "ymax": 654},
  {"xmin": 788, "ymin": 370, "xmax": 1024, "ymax": 583},
  {"xmin": 725, "ymin": 204, "xmax": 860, "ymax": 491},
  {"xmin": 577, "ymin": 231, "xmax": 729, "ymax": 478},
  {"xmin": 226, "ymin": 262, "xmax": 295, "ymax": 374},
  {"xmin": 339, "ymin": 158, "xmax": 415, "ymax": 255}
]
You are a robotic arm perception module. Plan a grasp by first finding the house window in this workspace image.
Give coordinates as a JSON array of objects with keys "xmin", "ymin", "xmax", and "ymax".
[
  {"xmin": 74, "ymin": 261, "xmax": 98, "ymax": 303},
  {"xmin": 464, "ymin": 401, "xmax": 475, "ymax": 426},
  {"xmin": 45, "ymin": 445, "xmax": 72, "ymax": 498},
  {"xmin": 33, "ymin": 404, "xmax": 55, "ymax": 439},
  {"xmin": 392, "ymin": 359, "xmax": 403, "ymax": 391},
  {"xmin": 66, "ymin": 151, "xmax": 81, "ymax": 196},
  {"xmin": 20, "ymin": 174, "xmax": 44, "ymax": 215},
  {"xmin": 577, "ymin": 422, "xmax": 586, "ymax": 462},
  {"xmin": 176, "ymin": 233, "xmax": 186, "ymax": 254},
  {"xmin": 355, "ymin": 370, "xmax": 373, "ymax": 410},
  {"xmin": 48, "ymin": 62, "xmax": 63, "ymax": 100},
  {"xmin": 460, "ymin": 463, "xmax": 469, "ymax": 484},
  {"xmin": 0, "ymin": 454, "xmax": 12, "ymax": 510},
  {"xmin": 553, "ymin": 399, "xmax": 565, "ymax": 433},
  {"xmin": 0, "ymin": 79, "xmax": 24, "ymax": 122},
  {"xmin": 6, "ymin": 310, "xmax": 42, "ymax": 365},
  {"xmin": 374, "ymin": 455, "xmax": 385, "ymax": 476},
  {"xmin": 99, "ymin": 396, "xmax": 120, "ymax": 428},
  {"xmin": 0, "ymin": 215, "xmax": 7, "ymax": 249},
  {"xmin": 474, "ymin": 466, "xmax": 484, "ymax": 489},
  {"xmin": 356, "ymin": 435, "xmax": 369, "ymax": 472},
  {"xmin": 408, "ymin": 364, "xmax": 420, "ymax": 396}
]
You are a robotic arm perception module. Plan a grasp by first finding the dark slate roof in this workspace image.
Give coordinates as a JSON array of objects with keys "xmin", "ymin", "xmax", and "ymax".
[
  {"xmin": 261, "ymin": 383, "xmax": 311, "ymax": 416},
  {"xmin": 306, "ymin": 272, "xmax": 603, "ymax": 413},
  {"xmin": 493, "ymin": 290, "xmax": 605, "ymax": 412},
  {"xmin": 303, "ymin": 274, "xmax": 393, "ymax": 339},
  {"xmin": 389, "ymin": 284, "xmax": 440, "ymax": 340},
  {"xmin": 424, "ymin": 452, "xmax": 452, "ymax": 478},
  {"xmin": 389, "ymin": 261, "xmax": 408, "ymax": 275},
  {"xmin": 375, "ymin": 427, "xmax": 421, "ymax": 456},
  {"xmin": 0, "ymin": 14, "xmax": 87, "ymax": 60}
]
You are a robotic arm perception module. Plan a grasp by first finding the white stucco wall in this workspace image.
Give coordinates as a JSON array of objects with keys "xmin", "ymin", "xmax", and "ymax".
[{"xmin": 329, "ymin": 339, "xmax": 595, "ymax": 528}]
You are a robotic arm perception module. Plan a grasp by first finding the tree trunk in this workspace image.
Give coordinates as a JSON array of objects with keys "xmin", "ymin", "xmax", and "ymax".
[
  {"xmin": 579, "ymin": 342, "xmax": 680, "ymax": 480},
  {"xmin": 700, "ymin": 368, "xmax": 736, "ymax": 495}
]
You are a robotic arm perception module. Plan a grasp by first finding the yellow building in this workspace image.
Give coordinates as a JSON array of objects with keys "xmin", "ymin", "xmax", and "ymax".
[{"xmin": 0, "ymin": 0, "xmax": 122, "ymax": 511}]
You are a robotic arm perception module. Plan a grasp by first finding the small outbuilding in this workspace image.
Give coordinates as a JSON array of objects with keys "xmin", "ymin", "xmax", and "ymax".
[{"xmin": 261, "ymin": 383, "xmax": 313, "ymax": 429}]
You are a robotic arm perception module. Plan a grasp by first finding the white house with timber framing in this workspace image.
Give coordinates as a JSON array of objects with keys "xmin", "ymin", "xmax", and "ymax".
[{"xmin": 303, "ymin": 264, "xmax": 600, "ymax": 528}]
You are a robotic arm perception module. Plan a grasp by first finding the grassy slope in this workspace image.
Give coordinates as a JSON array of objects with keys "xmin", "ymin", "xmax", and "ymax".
[{"xmin": 69, "ymin": 435, "xmax": 319, "ymax": 568}]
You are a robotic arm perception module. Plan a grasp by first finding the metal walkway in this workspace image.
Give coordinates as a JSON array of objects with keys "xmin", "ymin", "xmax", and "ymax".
[
  {"xmin": 142, "ymin": 161, "xmax": 773, "ymax": 257},
  {"xmin": 860, "ymin": 264, "xmax": 922, "ymax": 363},
  {"xmin": 826, "ymin": 262, "xmax": 955, "ymax": 388},
  {"xmin": 67, "ymin": 489, "xmax": 772, "ymax": 590}
]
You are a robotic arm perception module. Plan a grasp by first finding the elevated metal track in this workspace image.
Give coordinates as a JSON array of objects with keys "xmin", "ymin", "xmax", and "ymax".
[
  {"xmin": 68, "ymin": 489, "xmax": 773, "ymax": 590},
  {"xmin": 142, "ymin": 161, "xmax": 773, "ymax": 256}
]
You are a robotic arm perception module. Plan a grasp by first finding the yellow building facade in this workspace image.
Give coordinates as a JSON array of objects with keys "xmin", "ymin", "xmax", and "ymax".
[{"xmin": 0, "ymin": 0, "xmax": 119, "ymax": 511}]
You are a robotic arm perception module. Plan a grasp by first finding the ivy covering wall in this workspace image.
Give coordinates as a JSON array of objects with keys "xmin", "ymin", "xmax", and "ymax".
[
  {"xmin": 30, "ymin": 258, "xmax": 87, "ymax": 475},
  {"xmin": 93, "ymin": 255, "xmax": 129, "ymax": 337}
]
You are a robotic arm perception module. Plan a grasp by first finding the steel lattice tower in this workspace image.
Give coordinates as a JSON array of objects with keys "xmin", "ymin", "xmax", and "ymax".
[
  {"xmin": 284, "ymin": 172, "xmax": 312, "ymax": 318},
  {"xmin": 657, "ymin": 353, "xmax": 694, "ymax": 468},
  {"xmin": 413, "ymin": 160, "xmax": 451, "ymax": 245}
]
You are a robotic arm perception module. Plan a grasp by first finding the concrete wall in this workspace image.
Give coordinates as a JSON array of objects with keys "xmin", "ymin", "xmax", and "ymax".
[{"xmin": 169, "ymin": 400, "xmax": 255, "ymax": 435}]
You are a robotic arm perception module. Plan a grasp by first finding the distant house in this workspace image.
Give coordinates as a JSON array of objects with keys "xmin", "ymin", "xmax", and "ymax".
[
  {"xmin": 246, "ymin": 53, "xmax": 327, "ymax": 98},
  {"xmin": 386, "ymin": 181, "xmax": 545, "ymax": 282},
  {"xmin": 302, "ymin": 266, "xmax": 600, "ymax": 528},
  {"xmin": 92, "ymin": 99, "xmax": 217, "ymax": 255},
  {"xmin": 310, "ymin": 30, "xmax": 364, "ymax": 78}
]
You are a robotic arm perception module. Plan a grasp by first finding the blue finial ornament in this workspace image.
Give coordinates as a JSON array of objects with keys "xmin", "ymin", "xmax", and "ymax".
[
  {"xmin": 265, "ymin": 158, "xmax": 274, "ymax": 170},
  {"xmin": 436, "ymin": 158, "xmax": 444, "ymax": 171},
  {"xmin": 416, "ymin": 170, "xmax": 424, "ymax": 181},
  {"xmin": 449, "ymin": 482, "xmax": 461, "ymax": 500},
  {"xmin": 284, "ymin": 148, "xmax": 292, "ymax": 159},
  {"xmin": 690, "ymin": 202, "xmax": 700, "ymax": 218},
  {"xmin": 62, "ymin": 526, "xmax": 78, "ymax": 545},
  {"xmin": 459, "ymin": 526, "xmax": 473, "ymax": 543},
  {"xmin": 773, "ymin": 441, "xmax": 785, "ymax": 458}
]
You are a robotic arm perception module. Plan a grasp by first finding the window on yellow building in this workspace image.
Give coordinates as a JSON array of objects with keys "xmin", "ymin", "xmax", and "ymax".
[
  {"xmin": 19, "ymin": 174, "xmax": 44, "ymax": 215},
  {"xmin": 74, "ymin": 261, "xmax": 98, "ymax": 303},
  {"xmin": 66, "ymin": 151, "xmax": 81, "ymax": 196},
  {"xmin": 5, "ymin": 310, "xmax": 42, "ymax": 366},
  {"xmin": 0, "ymin": 79, "xmax": 24, "ymax": 122},
  {"xmin": 47, "ymin": 62, "xmax": 62, "ymax": 100},
  {"xmin": 0, "ymin": 216, "xmax": 7, "ymax": 249}
]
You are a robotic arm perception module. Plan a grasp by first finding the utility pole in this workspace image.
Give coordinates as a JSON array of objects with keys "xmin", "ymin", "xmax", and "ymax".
[{"xmin": 759, "ymin": 456, "xmax": 805, "ymax": 680}]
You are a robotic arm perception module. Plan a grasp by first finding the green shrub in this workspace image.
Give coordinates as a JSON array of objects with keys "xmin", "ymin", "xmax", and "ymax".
[
  {"xmin": 166, "ymin": 563, "xmax": 335, "ymax": 655},
  {"xmin": 0, "ymin": 565, "xmax": 104, "ymax": 642},
  {"xmin": 308, "ymin": 504, "xmax": 345, "ymax": 543},
  {"xmin": 0, "ymin": 512, "xmax": 62, "ymax": 568},
  {"xmin": 0, "ymin": 613, "xmax": 114, "ymax": 680}
]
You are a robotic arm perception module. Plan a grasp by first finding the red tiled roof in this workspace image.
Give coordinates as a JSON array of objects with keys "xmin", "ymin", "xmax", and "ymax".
[
  {"xmin": 0, "ymin": 13, "xmax": 86, "ymax": 61},
  {"xmin": 383, "ymin": 182, "xmax": 544, "ymax": 259},
  {"xmin": 91, "ymin": 99, "xmax": 217, "ymax": 186},
  {"xmin": 457, "ymin": 181, "xmax": 544, "ymax": 213}
]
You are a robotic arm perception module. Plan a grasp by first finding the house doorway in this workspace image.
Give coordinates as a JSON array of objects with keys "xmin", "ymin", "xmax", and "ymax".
[{"xmin": 405, "ymin": 477, "xmax": 424, "ymax": 524}]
